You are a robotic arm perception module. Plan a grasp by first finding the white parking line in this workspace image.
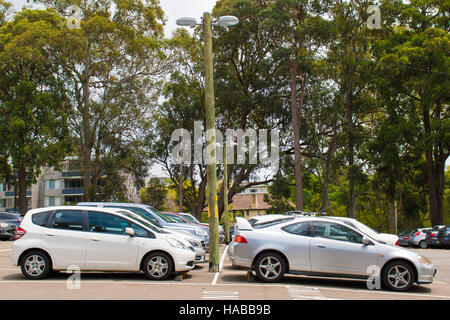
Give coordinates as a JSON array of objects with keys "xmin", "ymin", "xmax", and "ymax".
[
  {"xmin": 211, "ymin": 245, "xmax": 228, "ymax": 286},
  {"xmin": 202, "ymin": 290, "xmax": 239, "ymax": 300},
  {"xmin": 0, "ymin": 249, "xmax": 12, "ymax": 252},
  {"xmin": 286, "ymin": 286, "xmax": 341, "ymax": 300}
]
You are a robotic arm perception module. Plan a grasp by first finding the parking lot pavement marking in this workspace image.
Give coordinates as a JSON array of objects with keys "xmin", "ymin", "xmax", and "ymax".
[
  {"xmin": 286, "ymin": 286, "xmax": 340, "ymax": 300},
  {"xmin": 0, "ymin": 249, "xmax": 11, "ymax": 252},
  {"xmin": 211, "ymin": 245, "xmax": 229, "ymax": 286},
  {"xmin": 202, "ymin": 290, "xmax": 239, "ymax": 300}
]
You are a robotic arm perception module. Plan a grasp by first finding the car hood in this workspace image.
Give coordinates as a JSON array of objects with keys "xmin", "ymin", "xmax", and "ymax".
[{"xmin": 375, "ymin": 233, "xmax": 399, "ymax": 246}]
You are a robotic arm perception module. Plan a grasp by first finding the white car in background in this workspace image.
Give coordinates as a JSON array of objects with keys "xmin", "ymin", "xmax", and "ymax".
[{"xmin": 11, "ymin": 206, "xmax": 196, "ymax": 280}]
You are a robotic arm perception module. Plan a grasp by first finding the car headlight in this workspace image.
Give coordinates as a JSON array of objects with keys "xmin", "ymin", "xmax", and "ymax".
[
  {"xmin": 166, "ymin": 237, "xmax": 188, "ymax": 250},
  {"xmin": 186, "ymin": 238, "xmax": 200, "ymax": 247},
  {"xmin": 418, "ymin": 255, "xmax": 433, "ymax": 265},
  {"xmin": 195, "ymin": 229, "xmax": 208, "ymax": 237}
]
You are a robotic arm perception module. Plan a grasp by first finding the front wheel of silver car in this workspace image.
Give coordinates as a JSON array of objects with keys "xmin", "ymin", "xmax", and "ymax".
[
  {"xmin": 382, "ymin": 261, "xmax": 415, "ymax": 291},
  {"xmin": 254, "ymin": 252, "xmax": 285, "ymax": 283}
]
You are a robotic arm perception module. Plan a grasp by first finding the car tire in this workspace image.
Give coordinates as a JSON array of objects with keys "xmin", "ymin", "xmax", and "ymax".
[
  {"xmin": 382, "ymin": 260, "xmax": 415, "ymax": 292},
  {"xmin": 20, "ymin": 250, "xmax": 52, "ymax": 280},
  {"xmin": 419, "ymin": 241, "xmax": 427, "ymax": 249},
  {"xmin": 142, "ymin": 252, "xmax": 173, "ymax": 280},
  {"xmin": 254, "ymin": 252, "xmax": 286, "ymax": 283}
]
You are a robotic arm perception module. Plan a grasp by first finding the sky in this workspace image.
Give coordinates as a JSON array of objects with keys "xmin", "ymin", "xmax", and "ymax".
[{"xmin": 9, "ymin": 0, "xmax": 219, "ymax": 37}]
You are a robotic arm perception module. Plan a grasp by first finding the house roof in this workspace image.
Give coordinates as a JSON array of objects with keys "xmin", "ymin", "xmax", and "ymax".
[{"xmin": 230, "ymin": 193, "xmax": 271, "ymax": 211}]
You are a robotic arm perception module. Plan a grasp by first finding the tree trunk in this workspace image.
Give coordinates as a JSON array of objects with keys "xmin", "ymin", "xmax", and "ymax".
[
  {"xmin": 289, "ymin": 61, "xmax": 304, "ymax": 211},
  {"xmin": 422, "ymin": 104, "xmax": 444, "ymax": 226},
  {"xmin": 17, "ymin": 165, "xmax": 27, "ymax": 215}
]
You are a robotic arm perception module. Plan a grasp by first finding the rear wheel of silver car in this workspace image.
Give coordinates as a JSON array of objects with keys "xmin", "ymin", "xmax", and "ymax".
[
  {"xmin": 143, "ymin": 252, "xmax": 173, "ymax": 280},
  {"xmin": 419, "ymin": 241, "xmax": 427, "ymax": 249},
  {"xmin": 20, "ymin": 251, "xmax": 51, "ymax": 280},
  {"xmin": 382, "ymin": 261, "xmax": 415, "ymax": 291},
  {"xmin": 254, "ymin": 252, "xmax": 285, "ymax": 283}
]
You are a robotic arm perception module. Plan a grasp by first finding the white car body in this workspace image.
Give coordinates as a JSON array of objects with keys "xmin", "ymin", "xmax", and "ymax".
[{"xmin": 12, "ymin": 206, "xmax": 196, "ymax": 277}]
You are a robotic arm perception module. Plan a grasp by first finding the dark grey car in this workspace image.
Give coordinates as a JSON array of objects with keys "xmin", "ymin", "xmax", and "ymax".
[{"xmin": 0, "ymin": 212, "xmax": 22, "ymax": 240}]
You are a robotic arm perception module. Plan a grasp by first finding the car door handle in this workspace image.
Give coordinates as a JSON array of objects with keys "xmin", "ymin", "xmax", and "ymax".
[
  {"xmin": 45, "ymin": 233, "xmax": 55, "ymax": 237},
  {"xmin": 316, "ymin": 244, "xmax": 326, "ymax": 248},
  {"xmin": 91, "ymin": 238, "xmax": 100, "ymax": 242}
]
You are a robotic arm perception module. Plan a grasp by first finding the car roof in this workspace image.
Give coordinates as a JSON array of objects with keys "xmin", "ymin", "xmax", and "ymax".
[{"xmin": 77, "ymin": 202, "xmax": 154, "ymax": 209}]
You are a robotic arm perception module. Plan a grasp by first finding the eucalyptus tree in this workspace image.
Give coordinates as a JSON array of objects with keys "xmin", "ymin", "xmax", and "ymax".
[
  {"xmin": 33, "ymin": 0, "xmax": 168, "ymax": 200},
  {"xmin": 373, "ymin": 0, "xmax": 449, "ymax": 225},
  {"xmin": 257, "ymin": 0, "xmax": 333, "ymax": 210},
  {"xmin": 0, "ymin": 9, "xmax": 71, "ymax": 214}
]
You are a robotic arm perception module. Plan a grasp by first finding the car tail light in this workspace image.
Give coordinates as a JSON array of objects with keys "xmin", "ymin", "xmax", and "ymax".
[
  {"xmin": 404, "ymin": 236, "xmax": 409, "ymax": 240},
  {"xmin": 234, "ymin": 235, "xmax": 248, "ymax": 243},
  {"xmin": 14, "ymin": 227, "xmax": 26, "ymax": 240},
  {"xmin": 395, "ymin": 240, "xmax": 399, "ymax": 246},
  {"xmin": 415, "ymin": 231, "xmax": 421, "ymax": 236},
  {"xmin": 430, "ymin": 233, "xmax": 436, "ymax": 238}
]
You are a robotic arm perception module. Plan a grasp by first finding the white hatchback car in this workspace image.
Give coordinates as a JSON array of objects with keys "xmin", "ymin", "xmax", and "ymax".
[{"xmin": 11, "ymin": 206, "xmax": 196, "ymax": 280}]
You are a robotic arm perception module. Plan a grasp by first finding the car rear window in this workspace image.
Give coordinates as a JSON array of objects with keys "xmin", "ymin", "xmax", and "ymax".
[{"xmin": 32, "ymin": 211, "xmax": 52, "ymax": 227}]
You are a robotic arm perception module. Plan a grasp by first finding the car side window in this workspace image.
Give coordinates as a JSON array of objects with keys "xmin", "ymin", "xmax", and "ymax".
[
  {"xmin": 282, "ymin": 222, "xmax": 312, "ymax": 237},
  {"xmin": 88, "ymin": 211, "xmax": 152, "ymax": 238},
  {"xmin": 51, "ymin": 210, "xmax": 84, "ymax": 231},
  {"xmin": 32, "ymin": 211, "xmax": 52, "ymax": 227},
  {"xmin": 312, "ymin": 222, "xmax": 363, "ymax": 244}
]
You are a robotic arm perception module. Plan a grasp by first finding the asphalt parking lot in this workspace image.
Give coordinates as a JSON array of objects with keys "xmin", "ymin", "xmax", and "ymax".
[{"xmin": 0, "ymin": 241, "xmax": 449, "ymax": 300}]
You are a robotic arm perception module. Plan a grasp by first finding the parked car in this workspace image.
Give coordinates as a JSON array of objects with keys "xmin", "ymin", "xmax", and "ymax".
[
  {"xmin": 398, "ymin": 230, "xmax": 413, "ymax": 247},
  {"xmin": 249, "ymin": 214, "xmax": 399, "ymax": 246},
  {"xmin": 426, "ymin": 226, "xmax": 446, "ymax": 248},
  {"xmin": 12, "ymin": 206, "xmax": 196, "ymax": 280},
  {"xmin": 0, "ymin": 212, "xmax": 22, "ymax": 240},
  {"xmin": 409, "ymin": 228, "xmax": 432, "ymax": 249},
  {"xmin": 168, "ymin": 212, "xmax": 225, "ymax": 244},
  {"xmin": 111, "ymin": 209, "xmax": 206, "ymax": 263},
  {"xmin": 437, "ymin": 225, "xmax": 450, "ymax": 249},
  {"xmin": 229, "ymin": 216, "xmax": 436, "ymax": 291},
  {"xmin": 77, "ymin": 202, "xmax": 210, "ymax": 249}
]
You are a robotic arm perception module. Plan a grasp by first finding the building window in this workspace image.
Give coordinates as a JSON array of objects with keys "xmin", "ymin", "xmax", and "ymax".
[
  {"xmin": 45, "ymin": 180, "xmax": 61, "ymax": 190},
  {"xmin": 45, "ymin": 196, "xmax": 61, "ymax": 207}
]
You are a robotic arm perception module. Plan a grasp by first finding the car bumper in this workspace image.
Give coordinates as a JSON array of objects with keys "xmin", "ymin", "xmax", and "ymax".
[
  {"xmin": 228, "ymin": 242, "xmax": 252, "ymax": 269},
  {"xmin": 172, "ymin": 249, "xmax": 196, "ymax": 273},
  {"xmin": 0, "ymin": 225, "xmax": 16, "ymax": 239},
  {"xmin": 417, "ymin": 265, "xmax": 437, "ymax": 284}
]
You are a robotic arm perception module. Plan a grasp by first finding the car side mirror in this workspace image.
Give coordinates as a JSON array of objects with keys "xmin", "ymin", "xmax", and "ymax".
[
  {"xmin": 362, "ymin": 236, "xmax": 372, "ymax": 246},
  {"xmin": 125, "ymin": 227, "xmax": 135, "ymax": 237}
]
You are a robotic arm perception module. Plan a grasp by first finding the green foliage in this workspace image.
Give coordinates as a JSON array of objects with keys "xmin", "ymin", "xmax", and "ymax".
[{"xmin": 139, "ymin": 178, "xmax": 168, "ymax": 209}]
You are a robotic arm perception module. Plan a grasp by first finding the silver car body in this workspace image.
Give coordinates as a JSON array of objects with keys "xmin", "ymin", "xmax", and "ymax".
[{"xmin": 229, "ymin": 217, "xmax": 436, "ymax": 287}]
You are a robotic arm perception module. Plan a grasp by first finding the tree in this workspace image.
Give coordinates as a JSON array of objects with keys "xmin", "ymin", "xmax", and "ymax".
[
  {"xmin": 34, "ymin": 0, "xmax": 168, "ymax": 200},
  {"xmin": 139, "ymin": 177, "xmax": 168, "ymax": 209},
  {"xmin": 258, "ymin": 0, "xmax": 332, "ymax": 210},
  {"xmin": 374, "ymin": 0, "xmax": 449, "ymax": 225},
  {"xmin": 0, "ymin": 9, "xmax": 71, "ymax": 214}
]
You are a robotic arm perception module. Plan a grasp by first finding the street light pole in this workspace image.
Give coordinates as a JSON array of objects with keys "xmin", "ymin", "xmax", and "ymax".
[
  {"xmin": 176, "ymin": 12, "xmax": 238, "ymax": 273},
  {"xmin": 203, "ymin": 12, "xmax": 220, "ymax": 272}
]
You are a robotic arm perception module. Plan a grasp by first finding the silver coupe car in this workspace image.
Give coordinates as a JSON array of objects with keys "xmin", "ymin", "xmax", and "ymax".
[{"xmin": 229, "ymin": 216, "xmax": 436, "ymax": 291}]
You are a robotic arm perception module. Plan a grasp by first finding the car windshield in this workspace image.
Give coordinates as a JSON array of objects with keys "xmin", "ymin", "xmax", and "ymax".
[
  {"xmin": 116, "ymin": 210, "xmax": 162, "ymax": 233},
  {"xmin": 181, "ymin": 214, "xmax": 199, "ymax": 224},
  {"xmin": 106, "ymin": 206, "xmax": 165, "ymax": 229},
  {"xmin": 145, "ymin": 206, "xmax": 176, "ymax": 223},
  {"xmin": 166, "ymin": 214, "xmax": 187, "ymax": 223}
]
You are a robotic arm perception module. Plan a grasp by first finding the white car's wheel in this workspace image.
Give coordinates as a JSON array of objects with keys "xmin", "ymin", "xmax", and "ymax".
[
  {"xmin": 20, "ymin": 251, "xmax": 51, "ymax": 280},
  {"xmin": 143, "ymin": 252, "xmax": 173, "ymax": 280}
]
